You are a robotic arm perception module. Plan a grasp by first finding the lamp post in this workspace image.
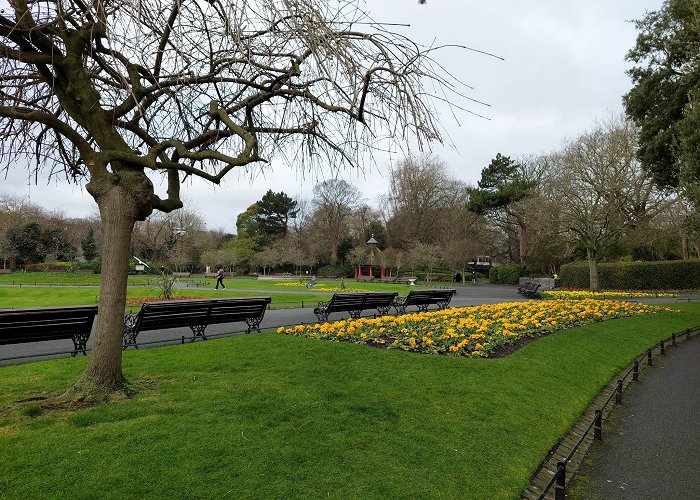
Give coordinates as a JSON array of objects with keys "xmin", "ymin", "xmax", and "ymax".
[{"xmin": 366, "ymin": 234, "xmax": 378, "ymax": 278}]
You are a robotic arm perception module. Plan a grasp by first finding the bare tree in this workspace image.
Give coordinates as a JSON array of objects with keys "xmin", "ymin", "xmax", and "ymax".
[
  {"xmin": 0, "ymin": 0, "xmax": 462, "ymax": 398},
  {"xmin": 311, "ymin": 179, "xmax": 362, "ymax": 264},
  {"xmin": 552, "ymin": 117, "xmax": 665, "ymax": 290},
  {"xmin": 383, "ymin": 155, "xmax": 470, "ymax": 247}
]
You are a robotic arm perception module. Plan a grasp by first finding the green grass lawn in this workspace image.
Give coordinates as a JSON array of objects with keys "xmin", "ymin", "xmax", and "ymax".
[
  {"xmin": 0, "ymin": 286, "xmax": 329, "ymax": 311},
  {"xmin": 1, "ymin": 304, "xmax": 699, "ymax": 498},
  {"xmin": 0, "ymin": 273, "xmax": 424, "ymax": 310}
]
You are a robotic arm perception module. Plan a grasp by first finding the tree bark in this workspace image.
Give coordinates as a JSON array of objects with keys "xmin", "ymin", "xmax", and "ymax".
[
  {"xmin": 587, "ymin": 248, "xmax": 600, "ymax": 292},
  {"xmin": 518, "ymin": 223, "xmax": 528, "ymax": 265},
  {"xmin": 67, "ymin": 175, "xmax": 151, "ymax": 400}
]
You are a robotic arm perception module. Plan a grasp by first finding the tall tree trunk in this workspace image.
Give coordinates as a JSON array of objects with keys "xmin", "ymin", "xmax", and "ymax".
[
  {"xmin": 329, "ymin": 239, "xmax": 338, "ymax": 265},
  {"xmin": 587, "ymin": 248, "xmax": 600, "ymax": 292},
  {"xmin": 518, "ymin": 223, "xmax": 528, "ymax": 265},
  {"xmin": 67, "ymin": 184, "xmax": 144, "ymax": 399}
]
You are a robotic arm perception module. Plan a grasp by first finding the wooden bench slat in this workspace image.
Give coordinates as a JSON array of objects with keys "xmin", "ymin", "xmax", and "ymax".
[
  {"xmin": 0, "ymin": 306, "xmax": 97, "ymax": 354},
  {"xmin": 394, "ymin": 289, "xmax": 456, "ymax": 314}
]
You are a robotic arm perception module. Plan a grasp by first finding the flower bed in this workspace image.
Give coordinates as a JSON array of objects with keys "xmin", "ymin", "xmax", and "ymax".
[
  {"xmin": 541, "ymin": 290, "xmax": 676, "ymax": 300},
  {"xmin": 278, "ymin": 299, "xmax": 672, "ymax": 358},
  {"xmin": 272, "ymin": 281, "xmax": 367, "ymax": 293},
  {"xmin": 126, "ymin": 295, "xmax": 207, "ymax": 307}
]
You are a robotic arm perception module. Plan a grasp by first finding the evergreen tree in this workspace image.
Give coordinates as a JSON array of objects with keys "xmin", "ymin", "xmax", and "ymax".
[{"xmin": 81, "ymin": 228, "xmax": 98, "ymax": 261}]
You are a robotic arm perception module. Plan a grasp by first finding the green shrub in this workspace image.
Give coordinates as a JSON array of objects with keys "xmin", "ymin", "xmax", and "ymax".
[
  {"xmin": 316, "ymin": 264, "xmax": 352, "ymax": 278},
  {"xmin": 559, "ymin": 260, "xmax": 700, "ymax": 290},
  {"xmin": 489, "ymin": 264, "xmax": 522, "ymax": 285},
  {"xmin": 24, "ymin": 262, "xmax": 71, "ymax": 272}
]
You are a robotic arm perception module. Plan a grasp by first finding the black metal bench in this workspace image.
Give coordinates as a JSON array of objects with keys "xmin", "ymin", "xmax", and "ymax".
[
  {"xmin": 0, "ymin": 306, "xmax": 98, "ymax": 355},
  {"xmin": 393, "ymin": 289, "xmax": 456, "ymax": 314},
  {"xmin": 313, "ymin": 292, "xmax": 398, "ymax": 322},
  {"xmin": 123, "ymin": 297, "xmax": 271, "ymax": 348},
  {"xmin": 517, "ymin": 282, "xmax": 540, "ymax": 298}
]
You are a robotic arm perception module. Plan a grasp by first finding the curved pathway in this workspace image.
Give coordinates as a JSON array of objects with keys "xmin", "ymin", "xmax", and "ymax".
[{"xmin": 570, "ymin": 335, "xmax": 700, "ymax": 499}]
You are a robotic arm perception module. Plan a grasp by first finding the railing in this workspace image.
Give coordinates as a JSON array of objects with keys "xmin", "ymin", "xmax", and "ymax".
[{"xmin": 533, "ymin": 326, "xmax": 700, "ymax": 500}]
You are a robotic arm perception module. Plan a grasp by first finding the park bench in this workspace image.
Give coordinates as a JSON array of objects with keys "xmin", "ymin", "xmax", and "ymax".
[
  {"xmin": 517, "ymin": 282, "xmax": 540, "ymax": 298},
  {"xmin": 380, "ymin": 276, "xmax": 397, "ymax": 283},
  {"xmin": 173, "ymin": 272, "xmax": 191, "ymax": 278},
  {"xmin": 393, "ymin": 289, "xmax": 456, "ymax": 315},
  {"xmin": 0, "ymin": 305, "xmax": 98, "ymax": 355},
  {"xmin": 356, "ymin": 276, "xmax": 375, "ymax": 282},
  {"xmin": 313, "ymin": 292, "xmax": 398, "ymax": 322},
  {"xmin": 122, "ymin": 297, "xmax": 271, "ymax": 348}
]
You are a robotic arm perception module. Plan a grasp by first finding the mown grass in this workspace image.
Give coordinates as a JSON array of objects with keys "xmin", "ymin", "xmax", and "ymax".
[
  {"xmin": 0, "ymin": 286, "xmax": 328, "ymax": 310},
  {"xmin": 1, "ymin": 304, "xmax": 698, "ymax": 499}
]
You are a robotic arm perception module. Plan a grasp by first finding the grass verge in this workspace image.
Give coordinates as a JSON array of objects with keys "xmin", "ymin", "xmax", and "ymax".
[
  {"xmin": 1, "ymin": 304, "xmax": 699, "ymax": 498},
  {"xmin": 0, "ymin": 286, "xmax": 329, "ymax": 310}
]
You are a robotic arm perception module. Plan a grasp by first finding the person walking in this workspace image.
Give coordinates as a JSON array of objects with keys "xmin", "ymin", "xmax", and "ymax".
[
  {"xmin": 471, "ymin": 270, "xmax": 477, "ymax": 286},
  {"xmin": 215, "ymin": 268, "xmax": 226, "ymax": 289}
]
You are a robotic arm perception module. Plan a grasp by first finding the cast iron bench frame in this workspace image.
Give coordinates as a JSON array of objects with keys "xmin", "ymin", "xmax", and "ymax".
[
  {"xmin": 123, "ymin": 297, "xmax": 271, "ymax": 349},
  {"xmin": 517, "ymin": 281, "xmax": 541, "ymax": 298},
  {"xmin": 393, "ymin": 289, "xmax": 456, "ymax": 315},
  {"xmin": 313, "ymin": 292, "xmax": 398, "ymax": 322},
  {"xmin": 0, "ymin": 305, "xmax": 98, "ymax": 355}
]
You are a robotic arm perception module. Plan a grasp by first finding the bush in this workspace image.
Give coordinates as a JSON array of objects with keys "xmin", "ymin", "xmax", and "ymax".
[
  {"xmin": 489, "ymin": 264, "xmax": 522, "ymax": 285},
  {"xmin": 72, "ymin": 259, "xmax": 101, "ymax": 273},
  {"xmin": 316, "ymin": 264, "xmax": 353, "ymax": 278},
  {"xmin": 559, "ymin": 260, "xmax": 700, "ymax": 290},
  {"xmin": 24, "ymin": 261, "xmax": 72, "ymax": 272}
]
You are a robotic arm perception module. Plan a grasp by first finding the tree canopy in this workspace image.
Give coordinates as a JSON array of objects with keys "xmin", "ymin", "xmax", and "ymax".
[{"xmin": 624, "ymin": 0, "xmax": 700, "ymax": 190}]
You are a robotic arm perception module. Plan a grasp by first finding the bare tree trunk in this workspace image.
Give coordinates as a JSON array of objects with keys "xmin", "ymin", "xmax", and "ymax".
[
  {"xmin": 67, "ymin": 187, "xmax": 140, "ymax": 399},
  {"xmin": 587, "ymin": 248, "xmax": 600, "ymax": 292},
  {"xmin": 329, "ymin": 239, "xmax": 338, "ymax": 265},
  {"xmin": 682, "ymin": 235, "xmax": 689, "ymax": 260},
  {"xmin": 518, "ymin": 223, "xmax": 528, "ymax": 265}
]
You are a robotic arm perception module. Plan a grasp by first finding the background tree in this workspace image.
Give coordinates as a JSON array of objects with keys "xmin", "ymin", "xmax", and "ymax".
[
  {"xmin": 81, "ymin": 228, "xmax": 98, "ymax": 261},
  {"xmin": 552, "ymin": 118, "xmax": 647, "ymax": 290},
  {"xmin": 467, "ymin": 153, "xmax": 538, "ymax": 264},
  {"xmin": 311, "ymin": 180, "xmax": 362, "ymax": 265},
  {"xmin": 624, "ymin": 0, "xmax": 700, "ymax": 190},
  {"xmin": 6, "ymin": 222, "xmax": 46, "ymax": 264},
  {"xmin": 383, "ymin": 155, "xmax": 470, "ymax": 247}
]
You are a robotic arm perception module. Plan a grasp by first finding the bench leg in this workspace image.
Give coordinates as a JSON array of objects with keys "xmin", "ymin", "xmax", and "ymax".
[
  {"xmin": 377, "ymin": 305, "xmax": 391, "ymax": 316},
  {"xmin": 417, "ymin": 304, "xmax": 429, "ymax": 313},
  {"xmin": 437, "ymin": 300, "xmax": 451, "ymax": 310},
  {"xmin": 122, "ymin": 328, "xmax": 139, "ymax": 350},
  {"xmin": 190, "ymin": 324, "xmax": 208, "ymax": 341},
  {"xmin": 72, "ymin": 332, "xmax": 90, "ymax": 356},
  {"xmin": 349, "ymin": 310, "xmax": 362, "ymax": 320},
  {"xmin": 245, "ymin": 316, "xmax": 263, "ymax": 333},
  {"xmin": 315, "ymin": 310, "xmax": 329, "ymax": 322},
  {"xmin": 394, "ymin": 305, "xmax": 407, "ymax": 315}
]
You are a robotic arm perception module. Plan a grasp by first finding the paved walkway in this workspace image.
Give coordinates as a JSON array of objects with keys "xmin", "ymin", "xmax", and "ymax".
[{"xmin": 570, "ymin": 335, "xmax": 700, "ymax": 499}]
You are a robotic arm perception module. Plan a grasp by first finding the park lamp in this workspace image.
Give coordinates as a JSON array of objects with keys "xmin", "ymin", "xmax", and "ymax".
[{"xmin": 366, "ymin": 234, "xmax": 378, "ymax": 265}]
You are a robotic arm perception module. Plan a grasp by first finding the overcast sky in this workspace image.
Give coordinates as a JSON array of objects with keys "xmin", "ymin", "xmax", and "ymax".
[{"xmin": 0, "ymin": 0, "xmax": 662, "ymax": 233}]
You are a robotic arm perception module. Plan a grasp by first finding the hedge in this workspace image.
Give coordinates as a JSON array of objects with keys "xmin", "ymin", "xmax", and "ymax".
[
  {"xmin": 24, "ymin": 262, "xmax": 72, "ymax": 272},
  {"xmin": 489, "ymin": 264, "xmax": 522, "ymax": 285},
  {"xmin": 559, "ymin": 260, "xmax": 700, "ymax": 290}
]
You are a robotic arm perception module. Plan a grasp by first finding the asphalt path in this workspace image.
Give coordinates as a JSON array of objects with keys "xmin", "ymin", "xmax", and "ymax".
[
  {"xmin": 0, "ymin": 283, "xmax": 525, "ymax": 366},
  {"xmin": 570, "ymin": 334, "xmax": 700, "ymax": 499}
]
